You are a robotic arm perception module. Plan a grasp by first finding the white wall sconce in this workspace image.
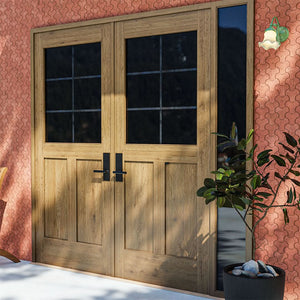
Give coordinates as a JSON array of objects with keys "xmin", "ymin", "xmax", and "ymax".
[{"xmin": 258, "ymin": 17, "xmax": 289, "ymax": 50}]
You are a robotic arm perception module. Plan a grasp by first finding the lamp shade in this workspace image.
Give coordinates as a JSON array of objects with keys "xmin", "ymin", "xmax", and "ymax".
[{"xmin": 258, "ymin": 29, "xmax": 281, "ymax": 50}]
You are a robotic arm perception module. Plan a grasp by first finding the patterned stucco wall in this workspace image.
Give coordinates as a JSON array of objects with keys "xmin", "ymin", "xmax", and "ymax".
[
  {"xmin": 254, "ymin": 1, "xmax": 300, "ymax": 300},
  {"xmin": 0, "ymin": 0, "xmax": 299, "ymax": 299}
]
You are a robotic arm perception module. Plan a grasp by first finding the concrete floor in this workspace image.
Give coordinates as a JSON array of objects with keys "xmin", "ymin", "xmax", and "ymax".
[{"xmin": 0, "ymin": 257, "xmax": 223, "ymax": 300}]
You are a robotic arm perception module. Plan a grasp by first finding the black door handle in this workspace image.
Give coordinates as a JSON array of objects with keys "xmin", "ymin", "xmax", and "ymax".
[
  {"xmin": 93, "ymin": 153, "xmax": 110, "ymax": 181},
  {"xmin": 113, "ymin": 171, "xmax": 127, "ymax": 175},
  {"xmin": 114, "ymin": 153, "xmax": 126, "ymax": 182}
]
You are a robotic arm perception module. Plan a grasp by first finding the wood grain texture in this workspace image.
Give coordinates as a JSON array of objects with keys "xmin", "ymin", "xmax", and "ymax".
[
  {"xmin": 77, "ymin": 160, "xmax": 103, "ymax": 245},
  {"xmin": 125, "ymin": 162, "xmax": 154, "ymax": 252},
  {"xmin": 165, "ymin": 163, "xmax": 197, "ymax": 259},
  {"xmin": 44, "ymin": 159, "xmax": 68, "ymax": 240}
]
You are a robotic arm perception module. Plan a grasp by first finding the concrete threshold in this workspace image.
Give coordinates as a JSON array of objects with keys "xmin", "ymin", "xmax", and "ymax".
[{"xmin": 0, "ymin": 257, "xmax": 223, "ymax": 300}]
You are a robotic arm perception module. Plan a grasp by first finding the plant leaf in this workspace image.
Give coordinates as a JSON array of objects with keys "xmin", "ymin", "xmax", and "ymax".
[
  {"xmin": 287, "ymin": 189, "xmax": 293, "ymax": 204},
  {"xmin": 253, "ymin": 203, "xmax": 268, "ymax": 208},
  {"xmin": 204, "ymin": 178, "xmax": 216, "ymax": 188},
  {"xmin": 217, "ymin": 197, "xmax": 226, "ymax": 207},
  {"xmin": 257, "ymin": 149, "xmax": 272, "ymax": 160},
  {"xmin": 275, "ymin": 172, "xmax": 284, "ymax": 180},
  {"xmin": 283, "ymin": 208, "xmax": 289, "ymax": 224},
  {"xmin": 257, "ymin": 157, "xmax": 270, "ymax": 167},
  {"xmin": 197, "ymin": 186, "xmax": 208, "ymax": 197},
  {"xmin": 246, "ymin": 129, "xmax": 254, "ymax": 144},
  {"xmin": 291, "ymin": 179, "xmax": 300, "ymax": 186},
  {"xmin": 241, "ymin": 197, "xmax": 251, "ymax": 205},
  {"xmin": 290, "ymin": 170, "xmax": 300, "ymax": 176},
  {"xmin": 234, "ymin": 204, "xmax": 244, "ymax": 211},
  {"xmin": 271, "ymin": 155, "xmax": 286, "ymax": 167},
  {"xmin": 284, "ymin": 132, "xmax": 297, "ymax": 147},
  {"xmin": 212, "ymin": 132, "xmax": 230, "ymax": 140},
  {"xmin": 279, "ymin": 142, "xmax": 294, "ymax": 154},
  {"xmin": 256, "ymin": 192, "xmax": 272, "ymax": 198},
  {"xmin": 251, "ymin": 175, "xmax": 261, "ymax": 190}
]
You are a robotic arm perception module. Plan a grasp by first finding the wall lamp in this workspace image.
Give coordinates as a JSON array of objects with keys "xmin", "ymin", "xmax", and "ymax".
[{"xmin": 258, "ymin": 17, "xmax": 289, "ymax": 50}]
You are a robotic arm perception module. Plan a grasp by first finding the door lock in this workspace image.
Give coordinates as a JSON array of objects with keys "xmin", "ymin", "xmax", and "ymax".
[
  {"xmin": 93, "ymin": 153, "xmax": 110, "ymax": 181},
  {"xmin": 113, "ymin": 153, "xmax": 127, "ymax": 182}
]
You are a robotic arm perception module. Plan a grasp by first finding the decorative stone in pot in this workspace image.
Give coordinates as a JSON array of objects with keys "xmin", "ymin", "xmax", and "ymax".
[{"xmin": 223, "ymin": 263, "xmax": 285, "ymax": 300}]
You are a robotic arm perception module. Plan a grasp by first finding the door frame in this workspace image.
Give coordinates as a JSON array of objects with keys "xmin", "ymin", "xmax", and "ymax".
[{"xmin": 31, "ymin": 0, "xmax": 253, "ymax": 296}]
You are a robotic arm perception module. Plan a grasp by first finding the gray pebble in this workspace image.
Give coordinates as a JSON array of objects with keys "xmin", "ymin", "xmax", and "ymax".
[
  {"xmin": 242, "ymin": 270, "xmax": 257, "ymax": 278},
  {"xmin": 257, "ymin": 260, "xmax": 268, "ymax": 273},
  {"xmin": 257, "ymin": 273, "xmax": 274, "ymax": 278},
  {"xmin": 266, "ymin": 265, "xmax": 279, "ymax": 277},
  {"xmin": 232, "ymin": 269, "xmax": 242, "ymax": 276},
  {"xmin": 242, "ymin": 260, "xmax": 259, "ymax": 275}
]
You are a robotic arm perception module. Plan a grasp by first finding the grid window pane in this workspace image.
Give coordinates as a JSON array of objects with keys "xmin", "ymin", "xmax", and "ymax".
[
  {"xmin": 127, "ymin": 74, "xmax": 160, "ymax": 108},
  {"xmin": 126, "ymin": 31, "xmax": 197, "ymax": 144},
  {"xmin": 74, "ymin": 43, "xmax": 101, "ymax": 76},
  {"xmin": 126, "ymin": 36, "xmax": 160, "ymax": 73},
  {"xmin": 162, "ymin": 31, "xmax": 197, "ymax": 70},
  {"xmin": 46, "ymin": 46, "xmax": 72, "ymax": 79},
  {"xmin": 162, "ymin": 109, "xmax": 196, "ymax": 144},
  {"xmin": 46, "ymin": 113, "xmax": 72, "ymax": 142},
  {"xmin": 46, "ymin": 80, "xmax": 72, "ymax": 111},
  {"xmin": 127, "ymin": 110, "xmax": 159, "ymax": 144},
  {"xmin": 74, "ymin": 112, "xmax": 101, "ymax": 143},
  {"xmin": 162, "ymin": 71, "xmax": 196, "ymax": 107},
  {"xmin": 74, "ymin": 78, "xmax": 101, "ymax": 109},
  {"xmin": 45, "ymin": 43, "xmax": 101, "ymax": 143}
]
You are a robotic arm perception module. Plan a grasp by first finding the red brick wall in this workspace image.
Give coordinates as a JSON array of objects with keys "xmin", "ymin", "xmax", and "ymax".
[{"xmin": 0, "ymin": 0, "xmax": 299, "ymax": 298}]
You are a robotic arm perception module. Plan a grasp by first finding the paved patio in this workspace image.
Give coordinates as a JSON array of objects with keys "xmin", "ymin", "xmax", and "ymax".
[{"xmin": 0, "ymin": 257, "xmax": 223, "ymax": 300}]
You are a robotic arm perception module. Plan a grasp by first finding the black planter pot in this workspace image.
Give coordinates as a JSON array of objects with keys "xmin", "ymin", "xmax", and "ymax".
[{"xmin": 223, "ymin": 263, "xmax": 285, "ymax": 300}]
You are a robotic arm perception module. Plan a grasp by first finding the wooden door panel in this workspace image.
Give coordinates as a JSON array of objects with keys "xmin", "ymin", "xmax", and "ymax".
[
  {"xmin": 125, "ymin": 162, "xmax": 154, "ymax": 252},
  {"xmin": 121, "ymin": 248, "xmax": 198, "ymax": 292},
  {"xmin": 44, "ymin": 158, "xmax": 68, "ymax": 240},
  {"xmin": 34, "ymin": 23, "xmax": 115, "ymax": 276},
  {"xmin": 77, "ymin": 159, "xmax": 103, "ymax": 245},
  {"xmin": 115, "ymin": 9, "xmax": 211, "ymax": 294},
  {"xmin": 165, "ymin": 163, "xmax": 197, "ymax": 259}
]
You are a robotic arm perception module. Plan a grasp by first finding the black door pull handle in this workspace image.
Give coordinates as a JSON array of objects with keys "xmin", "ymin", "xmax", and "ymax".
[
  {"xmin": 93, "ymin": 153, "xmax": 110, "ymax": 181},
  {"xmin": 114, "ymin": 153, "xmax": 126, "ymax": 182},
  {"xmin": 93, "ymin": 170, "xmax": 106, "ymax": 173},
  {"xmin": 113, "ymin": 171, "xmax": 127, "ymax": 175}
]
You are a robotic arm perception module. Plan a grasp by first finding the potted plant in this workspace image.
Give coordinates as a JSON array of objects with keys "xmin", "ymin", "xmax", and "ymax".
[{"xmin": 197, "ymin": 123, "xmax": 300, "ymax": 300}]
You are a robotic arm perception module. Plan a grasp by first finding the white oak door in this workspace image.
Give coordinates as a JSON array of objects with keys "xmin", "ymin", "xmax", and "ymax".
[
  {"xmin": 114, "ymin": 10, "xmax": 211, "ymax": 293},
  {"xmin": 33, "ymin": 24, "xmax": 115, "ymax": 275},
  {"xmin": 33, "ymin": 10, "xmax": 212, "ymax": 294}
]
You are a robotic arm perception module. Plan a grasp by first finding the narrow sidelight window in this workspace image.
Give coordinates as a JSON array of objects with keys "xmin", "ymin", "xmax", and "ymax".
[{"xmin": 217, "ymin": 4, "xmax": 247, "ymax": 291}]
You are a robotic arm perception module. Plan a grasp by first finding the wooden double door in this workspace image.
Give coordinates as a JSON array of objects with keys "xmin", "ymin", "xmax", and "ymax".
[{"xmin": 33, "ymin": 10, "xmax": 211, "ymax": 293}]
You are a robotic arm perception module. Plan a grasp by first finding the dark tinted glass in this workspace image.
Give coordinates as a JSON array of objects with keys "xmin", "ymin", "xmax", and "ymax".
[
  {"xmin": 45, "ymin": 43, "xmax": 101, "ymax": 143},
  {"xmin": 127, "ymin": 74, "xmax": 160, "ymax": 108},
  {"xmin": 162, "ymin": 71, "xmax": 196, "ymax": 107},
  {"xmin": 74, "ymin": 43, "xmax": 101, "ymax": 76},
  {"xmin": 126, "ymin": 31, "xmax": 197, "ymax": 145},
  {"xmin": 162, "ymin": 109, "xmax": 196, "ymax": 144},
  {"xmin": 46, "ymin": 113, "xmax": 72, "ymax": 142},
  {"xmin": 217, "ymin": 5, "xmax": 247, "ymax": 292},
  {"xmin": 127, "ymin": 110, "xmax": 159, "ymax": 144},
  {"xmin": 162, "ymin": 31, "xmax": 197, "ymax": 70},
  {"xmin": 74, "ymin": 112, "xmax": 101, "ymax": 143},
  {"xmin": 126, "ymin": 36, "xmax": 160, "ymax": 73},
  {"xmin": 46, "ymin": 80, "xmax": 72, "ymax": 110},
  {"xmin": 45, "ymin": 46, "xmax": 72, "ymax": 78},
  {"xmin": 74, "ymin": 78, "xmax": 101, "ymax": 109}
]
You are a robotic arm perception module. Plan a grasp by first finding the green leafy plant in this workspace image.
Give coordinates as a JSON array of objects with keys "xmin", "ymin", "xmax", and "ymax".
[{"xmin": 197, "ymin": 123, "xmax": 300, "ymax": 256}]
